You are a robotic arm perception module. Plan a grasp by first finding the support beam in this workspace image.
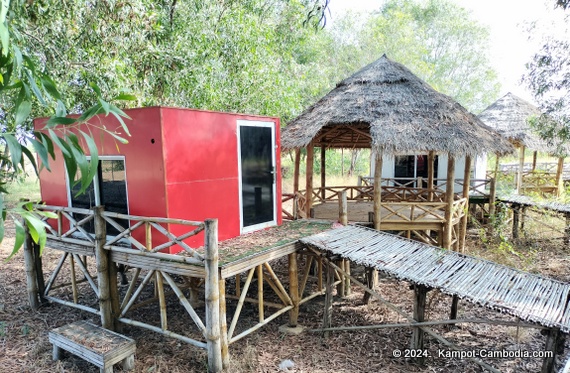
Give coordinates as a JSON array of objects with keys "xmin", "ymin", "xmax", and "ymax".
[
  {"xmin": 204, "ymin": 219, "xmax": 222, "ymax": 373},
  {"xmin": 293, "ymin": 149, "xmax": 301, "ymax": 195},
  {"xmin": 94, "ymin": 206, "xmax": 113, "ymax": 330},
  {"xmin": 363, "ymin": 267, "xmax": 378, "ymax": 305},
  {"xmin": 23, "ymin": 222, "xmax": 40, "ymax": 310},
  {"xmin": 459, "ymin": 156, "xmax": 472, "ymax": 253},
  {"xmin": 428, "ymin": 151, "xmax": 435, "ymax": 201},
  {"xmin": 322, "ymin": 261, "xmax": 335, "ymax": 338},
  {"xmin": 219, "ymin": 278, "xmax": 229, "ymax": 369},
  {"xmin": 373, "ymin": 150, "xmax": 383, "ymax": 231},
  {"xmin": 411, "ymin": 285, "xmax": 428, "ymax": 365},
  {"xmin": 541, "ymin": 328, "xmax": 563, "ymax": 373},
  {"xmin": 321, "ymin": 147, "xmax": 326, "ymax": 200},
  {"xmin": 306, "ymin": 144, "xmax": 314, "ymax": 217},
  {"xmin": 532, "ymin": 151, "xmax": 538, "ymax": 171},
  {"xmin": 516, "ymin": 146, "xmax": 525, "ymax": 194},
  {"xmin": 556, "ymin": 157, "xmax": 565, "ymax": 197},
  {"xmin": 512, "ymin": 204, "xmax": 520, "ymax": 239},
  {"xmin": 443, "ymin": 155, "xmax": 456, "ymax": 250},
  {"xmin": 288, "ymin": 253, "xmax": 300, "ymax": 327}
]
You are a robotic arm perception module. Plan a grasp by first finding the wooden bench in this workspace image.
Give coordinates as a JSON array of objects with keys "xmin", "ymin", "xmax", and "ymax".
[{"xmin": 49, "ymin": 320, "xmax": 135, "ymax": 373}]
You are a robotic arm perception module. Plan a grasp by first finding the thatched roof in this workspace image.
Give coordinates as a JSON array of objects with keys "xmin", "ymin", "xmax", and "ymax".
[
  {"xmin": 281, "ymin": 55, "xmax": 513, "ymax": 156},
  {"xmin": 478, "ymin": 92, "xmax": 564, "ymax": 154}
]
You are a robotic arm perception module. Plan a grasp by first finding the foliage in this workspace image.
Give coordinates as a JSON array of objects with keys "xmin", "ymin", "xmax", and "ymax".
[
  {"xmin": 524, "ymin": 1, "xmax": 570, "ymax": 151},
  {"xmin": 0, "ymin": 0, "xmax": 133, "ymax": 258},
  {"xmin": 331, "ymin": 0, "xmax": 500, "ymax": 112}
]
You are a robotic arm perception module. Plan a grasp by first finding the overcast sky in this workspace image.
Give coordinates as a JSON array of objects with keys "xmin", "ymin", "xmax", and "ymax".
[{"xmin": 326, "ymin": 0, "xmax": 568, "ymax": 104}]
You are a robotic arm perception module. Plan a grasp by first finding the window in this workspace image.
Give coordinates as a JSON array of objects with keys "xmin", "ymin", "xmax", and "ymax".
[{"xmin": 68, "ymin": 158, "xmax": 129, "ymax": 235}]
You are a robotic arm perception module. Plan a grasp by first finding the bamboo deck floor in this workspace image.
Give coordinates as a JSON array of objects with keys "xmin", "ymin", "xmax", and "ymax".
[
  {"xmin": 301, "ymin": 225, "xmax": 570, "ymax": 332},
  {"xmin": 499, "ymin": 194, "xmax": 570, "ymax": 214},
  {"xmin": 311, "ymin": 201, "xmax": 460, "ymax": 226}
]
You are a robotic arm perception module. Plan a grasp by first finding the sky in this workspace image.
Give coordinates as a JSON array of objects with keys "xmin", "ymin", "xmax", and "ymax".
[{"xmin": 326, "ymin": 0, "xmax": 568, "ymax": 104}]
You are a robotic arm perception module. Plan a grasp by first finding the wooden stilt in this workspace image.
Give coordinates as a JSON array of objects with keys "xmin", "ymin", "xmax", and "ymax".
[
  {"xmin": 517, "ymin": 146, "xmax": 525, "ymax": 194},
  {"xmin": 336, "ymin": 259, "xmax": 345, "ymax": 297},
  {"xmin": 556, "ymin": 157, "xmax": 565, "ymax": 197},
  {"xmin": 338, "ymin": 191, "xmax": 348, "ymax": 225},
  {"xmin": 532, "ymin": 151, "xmax": 538, "ymax": 171},
  {"xmin": 257, "ymin": 265, "xmax": 264, "ymax": 322},
  {"xmin": 541, "ymin": 328, "xmax": 562, "ymax": 373},
  {"xmin": 33, "ymin": 240, "xmax": 46, "ymax": 303},
  {"xmin": 512, "ymin": 204, "xmax": 520, "ymax": 239},
  {"xmin": 488, "ymin": 177, "xmax": 497, "ymax": 222},
  {"xmin": 427, "ymin": 151, "xmax": 435, "ymax": 201},
  {"xmin": 363, "ymin": 267, "xmax": 378, "ymax": 305},
  {"xmin": 443, "ymin": 155, "xmax": 456, "ymax": 250},
  {"xmin": 218, "ymin": 278, "xmax": 229, "ymax": 369},
  {"xmin": 321, "ymin": 147, "xmax": 326, "ymax": 201},
  {"xmin": 156, "ymin": 271, "xmax": 167, "ymax": 330},
  {"xmin": 411, "ymin": 285, "xmax": 428, "ymax": 365},
  {"xmin": 288, "ymin": 253, "xmax": 299, "ymax": 327},
  {"xmin": 565, "ymin": 213, "xmax": 570, "ymax": 244},
  {"xmin": 373, "ymin": 150, "xmax": 383, "ymax": 231},
  {"xmin": 449, "ymin": 295, "xmax": 459, "ymax": 322},
  {"xmin": 459, "ymin": 156, "xmax": 472, "ymax": 253},
  {"xmin": 322, "ymin": 260, "xmax": 335, "ymax": 338},
  {"xmin": 23, "ymin": 221, "xmax": 40, "ymax": 310},
  {"xmin": 306, "ymin": 144, "xmax": 314, "ymax": 217},
  {"xmin": 70, "ymin": 255, "xmax": 78, "ymax": 304},
  {"xmin": 204, "ymin": 219, "xmax": 222, "ymax": 373},
  {"xmin": 344, "ymin": 260, "xmax": 351, "ymax": 296},
  {"xmin": 293, "ymin": 149, "xmax": 300, "ymax": 195},
  {"xmin": 94, "ymin": 206, "xmax": 113, "ymax": 330}
]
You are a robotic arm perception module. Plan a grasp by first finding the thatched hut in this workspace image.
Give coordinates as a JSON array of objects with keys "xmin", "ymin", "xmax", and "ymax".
[
  {"xmin": 478, "ymin": 92, "xmax": 567, "ymax": 195},
  {"xmin": 282, "ymin": 55, "xmax": 512, "ymax": 251}
]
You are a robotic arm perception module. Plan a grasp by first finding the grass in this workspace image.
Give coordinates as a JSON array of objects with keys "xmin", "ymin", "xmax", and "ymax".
[{"xmin": 3, "ymin": 174, "xmax": 41, "ymax": 207}]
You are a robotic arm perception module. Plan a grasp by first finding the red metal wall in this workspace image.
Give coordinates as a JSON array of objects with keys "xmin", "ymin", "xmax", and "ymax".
[
  {"xmin": 37, "ymin": 107, "xmax": 282, "ymax": 253},
  {"xmin": 161, "ymin": 108, "xmax": 282, "ymax": 250}
]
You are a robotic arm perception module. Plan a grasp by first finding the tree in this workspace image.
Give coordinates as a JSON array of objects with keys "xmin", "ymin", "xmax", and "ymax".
[
  {"xmin": 0, "ymin": 0, "xmax": 132, "ymax": 258},
  {"xmin": 523, "ymin": 2, "xmax": 569, "ymax": 149},
  {"xmin": 328, "ymin": 0, "xmax": 500, "ymax": 112}
]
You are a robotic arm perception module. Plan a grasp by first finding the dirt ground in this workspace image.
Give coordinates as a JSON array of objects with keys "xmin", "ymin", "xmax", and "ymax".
[{"xmin": 1, "ymin": 211, "xmax": 570, "ymax": 373}]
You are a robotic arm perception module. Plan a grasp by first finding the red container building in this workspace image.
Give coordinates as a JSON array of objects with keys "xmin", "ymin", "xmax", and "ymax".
[{"xmin": 36, "ymin": 107, "xmax": 282, "ymax": 252}]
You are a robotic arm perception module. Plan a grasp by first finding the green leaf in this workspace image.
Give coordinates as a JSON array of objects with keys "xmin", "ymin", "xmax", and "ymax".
[
  {"xmin": 46, "ymin": 116, "xmax": 77, "ymax": 127},
  {"xmin": 15, "ymin": 100, "xmax": 31, "ymax": 126},
  {"xmin": 36, "ymin": 132, "xmax": 55, "ymax": 160},
  {"xmin": 6, "ymin": 219, "xmax": 25, "ymax": 262},
  {"xmin": 30, "ymin": 138, "xmax": 51, "ymax": 172},
  {"xmin": 89, "ymin": 82, "xmax": 102, "ymax": 97},
  {"xmin": 4, "ymin": 134, "xmax": 22, "ymax": 171},
  {"xmin": 79, "ymin": 130, "xmax": 99, "ymax": 184},
  {"xmin": 99, "ymin": 98, "xmax": 111, "ymax": 115},
  {"xmin": 0, "ymin": 22, "xmax": 9, "ymax": 57},
  {"xmin": 41, "ymin": 75, "xmax": 61, "ymax": 100},
  {"xmin": 24, "ymin": 69, "xmax": 46, "ymax": 105},
  {"xmin": 109, "ymin": 105, "xmax": 132, "ymax": 136},
  {"xmin": 107, "ymin": 131, "xmax": 129, "ymax": 144},
  {"xmin": 48, "ymin": 129, "xmax": 71, "ymax": 158},
  {"xmin": 0, "ymin": 0, "xmax": 9, "ymax": 24},
  {"xmin": 21, "ymin": 146, "xmax": 39, "ymax": 177},
  {"xmin": 24, "ymin": 214, "xmax": 47, "ymax": 252},
  {"xmin": 78, "ymin": 103, "xmax": 103, "ymax": 122},
  {"xmin": 55, "ymin": 100, "xmax": 67, "ymax": 117}
]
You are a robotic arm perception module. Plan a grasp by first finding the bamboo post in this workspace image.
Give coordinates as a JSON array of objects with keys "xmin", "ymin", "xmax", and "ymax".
[
  {"xmin": 322, "ymin": 260, "xmax": 334, "ymax": 338},
  {"xmin": 257, "ymin": 265, "xmax": 264, "ymax": 322},
  {"xmin": 373, "ymin": 150, "xmax": 383, "ymax": 231},
  {"xmin": 31, "ymin": 238, "xmax": 46, "ymax": 303},
  {"xmin": 449, "ymin": 296, "xmax": 459, "ymax": 322},
  {"xmin": 565, "ymin": 213, "xmax": 570, "ymax": 244},
  {"xmin": 363, "ymin": 267, "xmax": 378, "ymax": 305},
  {"xmin": 293, "ymin": 149, "xmax": 301, "ymax": 195},
  {"xmin": 94, "ymin": 206, "xmax": 114, "ymax": 330},
  {"xmin": 443, "ymin": 155, "xmax": 456, "ymax": 250},
  {"xmin": 70, "ymin": 255, "xmax": 78, "ymax": 304},
  {"xmin": 306, "ymin": 144, "xmax": 314, "ymax": 217},
  {"xmin": 336, "ymin": 259, "xmax": 345, "ymax": 297},
  {"xmin": 488, "ymin": 177, "xmax": 497, "ymax": 220},
  {"xmin": 23, "ymin": 221, "xmax": 40, "ymax": 311},
  {"xmin": 459, "ymin": 156, "xmax": 472, "ymax": 253},
  {"xmin": 321, "ymin": 147, "xmax": 326, "ymax": 201},
  {"xmin": 512, "ymin": 204, "xmax": 520, "ymax": 239},
  {"xmin": 556, "ymin": 157, "xmax": 565, "ymax": 197},
  {"xmin": 219, "ymin": 278, "xmax": 229, "ymax": 369},
  {"xmin": 344, "ymin": 260, "xmax": 351, "ymax": 296},
  {"xmin": 156, "ymin": 271, "xmax": 167, "ymax": 330},
  {"xmin": 427, "ymin": 151, "xmax": 435, "ymax": 201},
  {"xmin": 338, "ymin": 191, "xmax": 348, "ymax": 225},
  {"xmin": 517, "ymin": 146, "xmax": 525, "ymax": 194},
  {"xmin": 541, "ymin": 328, "xmax": 562, "ymax": 373},
  {"xmin": 288, "ymin": 253, "xmax": 299, "ymax": 327},
  {"xmin": 411, "ymin": 285, "xmax": 428, "ymax": 365},
  {"xmin": 204, "ymin": 219, "xmax": 222, "ymax": 373}
]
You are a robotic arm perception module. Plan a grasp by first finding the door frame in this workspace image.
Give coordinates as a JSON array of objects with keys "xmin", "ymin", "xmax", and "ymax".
[{"xmin": 236, "ymin": 120, "xmax": 277, "ymax": 234}]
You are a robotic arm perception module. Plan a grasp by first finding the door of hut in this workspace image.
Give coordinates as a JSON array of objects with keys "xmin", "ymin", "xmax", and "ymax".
[{"xmin": 237, "ymin": 120, "xmax": 277, "ymax": 233}]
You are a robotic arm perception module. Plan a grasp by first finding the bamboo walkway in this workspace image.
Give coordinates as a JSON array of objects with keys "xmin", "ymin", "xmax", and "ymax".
[
  {"xmin": 499, "ymin": 194, "xmax": 570, "ymax": 214},
  {"xmin": 301, "ymin": 225, "xmax": 570, "ymax": 332}
]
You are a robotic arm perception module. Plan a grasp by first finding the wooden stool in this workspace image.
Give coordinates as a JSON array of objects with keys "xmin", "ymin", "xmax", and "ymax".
[{"xmin": 49, "ymin": 320, "xmax": 135, "ymax": 373}]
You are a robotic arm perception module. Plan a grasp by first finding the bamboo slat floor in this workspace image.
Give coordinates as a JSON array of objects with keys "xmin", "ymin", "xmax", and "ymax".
[
  {"xmin": 301, "ymin": 225, "xmax": 570, "ymax": 332},
  {"xmin": 499, "ymin": 194, "xmax": 570, "ymax": 214}
]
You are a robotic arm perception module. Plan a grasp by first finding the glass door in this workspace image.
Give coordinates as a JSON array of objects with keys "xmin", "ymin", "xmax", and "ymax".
[{"xmin": 237, "ymin": 120, "xmax": 276, "ymax": 233}]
